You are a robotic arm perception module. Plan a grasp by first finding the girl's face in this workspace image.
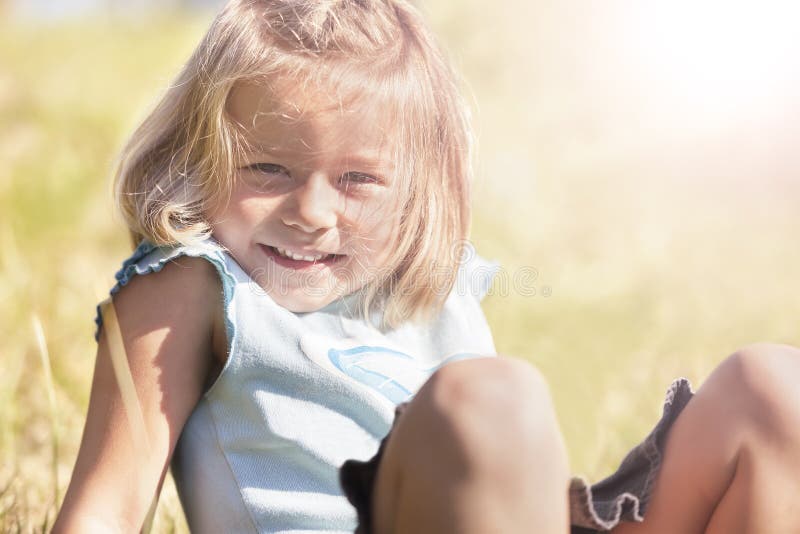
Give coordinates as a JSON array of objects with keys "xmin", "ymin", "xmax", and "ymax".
[{"xmin": 211, "ymin": 81, "xmax": 401, "ymax": 312}]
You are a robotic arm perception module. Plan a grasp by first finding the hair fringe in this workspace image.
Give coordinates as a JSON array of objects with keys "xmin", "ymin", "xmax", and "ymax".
[{"xmin": 114, "ymin": 0, "xmax": 474, "ymax": 328}]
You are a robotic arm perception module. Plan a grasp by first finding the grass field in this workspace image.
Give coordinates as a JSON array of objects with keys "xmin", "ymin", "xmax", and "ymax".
[{"xmin": 1, "ymin": 4, "xmax": 798, "ymax": 531}]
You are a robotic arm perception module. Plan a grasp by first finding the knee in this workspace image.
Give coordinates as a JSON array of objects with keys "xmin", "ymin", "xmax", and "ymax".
[
  {"xmin": 419, "ymin": 356, "xmax": 566, "ymax": 467},
  {"xmin": 427, "ymin": 356, "xmax": 554, "ymax": 426},
  {"xmin": 429, "ymin": 355, "xmax": 550, "ymax": 405},
  {"xmin": 712, "ymin": 342, "xmax": 800, "ymax": 434}
]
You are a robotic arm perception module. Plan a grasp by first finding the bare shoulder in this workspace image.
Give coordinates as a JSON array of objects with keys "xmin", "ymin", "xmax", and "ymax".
[
  {"xmin": 112, "ymin": 254, "xmax": 221, "ymax": 335},
  {"xmin": 108, "ymin": 253, "xmax": 224, "ymax": 405}
]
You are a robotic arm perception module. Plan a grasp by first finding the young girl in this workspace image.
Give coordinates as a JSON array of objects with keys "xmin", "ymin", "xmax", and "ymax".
[{"xmin": 54, "ymin": 1, "xmax": 800, "ymax": 533}]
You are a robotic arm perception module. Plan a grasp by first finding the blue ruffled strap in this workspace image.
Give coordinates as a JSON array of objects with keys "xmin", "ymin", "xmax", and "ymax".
[{"xmin": 94, "ymin": 239, "xmax": 235, "ymax": 342}]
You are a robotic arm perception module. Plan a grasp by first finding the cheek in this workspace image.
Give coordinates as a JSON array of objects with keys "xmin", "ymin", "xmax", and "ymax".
[
  {"xmin": 218, "ymin": 188, "xmax": 282, "ymax": 226},
  {"xmin": 351, "ymin": 199, "xmax": 402, "ymax": 256},
  {"xmin": 347, "ymin": 191, "xmax": 400, "ymax": 225}
]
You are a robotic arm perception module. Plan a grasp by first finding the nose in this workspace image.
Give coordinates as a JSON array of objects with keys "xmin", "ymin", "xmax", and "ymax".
[{"xmin": 281, "ymin": 172, "xmax": 339, "ymax": 233}]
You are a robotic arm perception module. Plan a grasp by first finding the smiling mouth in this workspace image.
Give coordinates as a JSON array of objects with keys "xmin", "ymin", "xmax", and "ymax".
[{"xmin": 260, "ymin": 244, "xmax": 345, "ymax": 267}]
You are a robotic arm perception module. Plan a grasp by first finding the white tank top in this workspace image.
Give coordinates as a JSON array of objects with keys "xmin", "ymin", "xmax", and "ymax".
[{"xmin": 96, "ymin": 239, "xmax": 498, "ymax": 533}]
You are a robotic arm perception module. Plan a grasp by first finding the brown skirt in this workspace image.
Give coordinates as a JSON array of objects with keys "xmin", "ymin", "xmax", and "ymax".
[{"xmin": 340, "ymin": 378, "xmax": 695, "ymax": 533}]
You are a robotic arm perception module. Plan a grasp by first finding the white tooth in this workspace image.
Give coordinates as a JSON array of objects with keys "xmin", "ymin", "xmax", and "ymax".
[{"xmin": 273, "ymin": 246, "xmax": 328, "ymax": 262}]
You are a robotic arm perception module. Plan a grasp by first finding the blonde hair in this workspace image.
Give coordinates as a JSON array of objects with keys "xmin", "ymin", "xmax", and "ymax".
[{"xmin": 115, "ymin": 0, "xmax": 473, "ymax": 328}]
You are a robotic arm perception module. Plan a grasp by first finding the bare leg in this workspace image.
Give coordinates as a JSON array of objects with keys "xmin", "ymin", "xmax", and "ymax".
[
  {"xmin": 371, "ymin": 356, "xmax": 570, "ymax": 534},
  {"xmin": 613, "ymin": 342, "xmax": 800, "ymax": 534}
]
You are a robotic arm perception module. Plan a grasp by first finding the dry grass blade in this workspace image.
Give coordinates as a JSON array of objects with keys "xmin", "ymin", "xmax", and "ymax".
[
  {"xmin": 97, "ymin": 297, "xmax": 159, "ymax": 534},
  {"xmin": 0, "ymin": 470, "xmax": 26, "ymax": 534},
  {"xmin": 31, "ymin": 313, "xmax": 59, "ymax": 523},
  {"xmin": 97, "ymin": 297, "xmax": 150, "ymax": 452}
]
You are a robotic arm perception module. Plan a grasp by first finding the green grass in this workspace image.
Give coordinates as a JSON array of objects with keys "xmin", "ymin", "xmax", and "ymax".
[{"xmin": 2, "ymin": 5, "xmax": 798, "ymax": 531}]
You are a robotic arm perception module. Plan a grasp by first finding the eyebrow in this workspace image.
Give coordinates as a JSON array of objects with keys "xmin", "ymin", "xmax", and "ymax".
[
  {"xmin": 241, "ymin": 148, "xmax": 394, "ymax": 172},
  {"xmin": 337, "ymin": 154, "xmax": 395, "ymax": 171}
]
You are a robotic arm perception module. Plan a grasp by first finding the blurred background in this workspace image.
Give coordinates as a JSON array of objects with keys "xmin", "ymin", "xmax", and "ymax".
[{"xmin": 1, "ymin": 0, "xmax": 798, "ymax": 530}]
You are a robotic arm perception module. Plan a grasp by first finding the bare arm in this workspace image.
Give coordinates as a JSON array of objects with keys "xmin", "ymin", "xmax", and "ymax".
[{"xmin": 53, "ymin": 257, "xmax": 222, "ymax": 533}]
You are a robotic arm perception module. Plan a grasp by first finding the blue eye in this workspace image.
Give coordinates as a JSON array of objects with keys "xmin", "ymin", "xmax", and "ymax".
[
  {"xmin": 240, "ymin": 162, "xmax": 291, "ymax": 193},
  {"xmin": 340, "ymin": 172, "xmax": 380, "ymax": 185},
  {"xmin": 246, "ymin": 163, "xmax": 290, "ymax": 176}
]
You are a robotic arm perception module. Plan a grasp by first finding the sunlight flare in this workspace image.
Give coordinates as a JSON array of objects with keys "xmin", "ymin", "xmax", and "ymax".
[{"xmin": 627, "ymin": 0, "xmax": 800, "ymax": 116}]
